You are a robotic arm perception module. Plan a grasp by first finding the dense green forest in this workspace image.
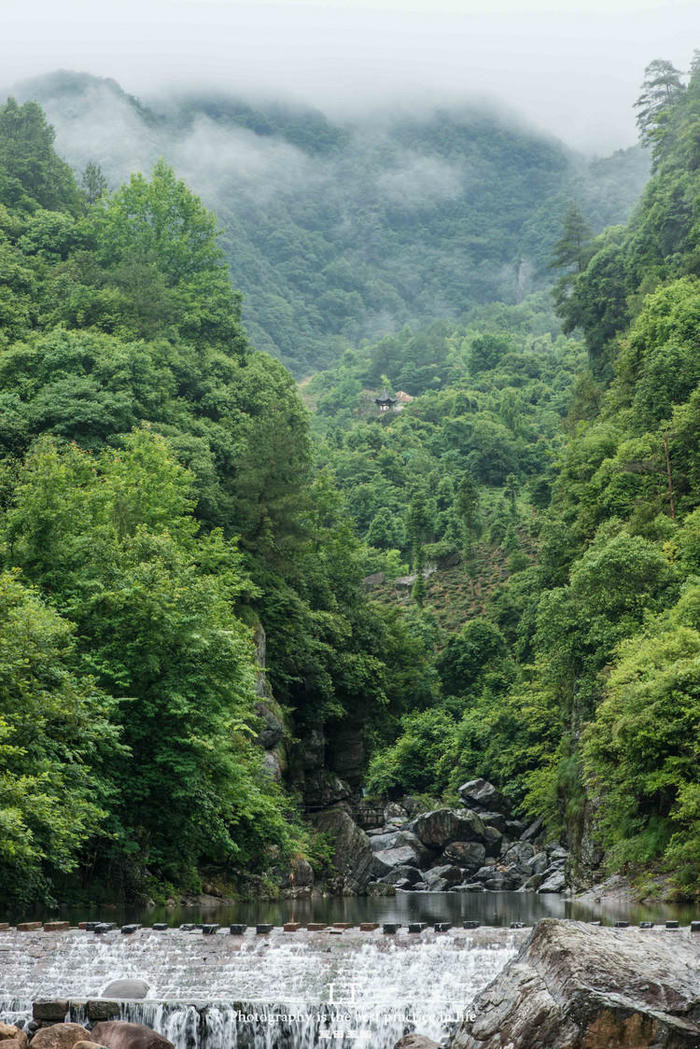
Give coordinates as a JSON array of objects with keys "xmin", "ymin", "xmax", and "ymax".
[
  {"xmin": 0, "ymin": 54, "xmax": 697, "ymax": 911},
  {"xmin": 11, "ymin": 71, "xmax": 649, "ymax": 375},
  {"xmin": 0, "ymin": 98, "xmax": 430, "ymax": 907},
  {"xmin": 310, "ymin": 56, "xmax": 700, "ymax": 897}
]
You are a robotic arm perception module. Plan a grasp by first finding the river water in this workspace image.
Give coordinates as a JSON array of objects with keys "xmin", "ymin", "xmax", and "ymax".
[
  {"xmin": 2, "ymin": 892, "xmax": 696, "ymax": 1049},
  {"xmin": 9, "ymin": 888, "xmax": 695, "ymax": 929}
]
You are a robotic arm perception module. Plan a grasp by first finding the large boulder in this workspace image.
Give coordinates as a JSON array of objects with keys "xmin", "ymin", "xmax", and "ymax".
[
  {"xmin": 410, "ymin": 809, "xmax": 486, "ymax": 849},
  {"xmin": 379, "ymin": 865, "xmax": 423, "ymax": 887},
  {"xmin": 101, "ymin": 980, "xmax": 149, "ymax": 1000},
  {"xmin": 371, "ymin": 830, "xmax": 431, "ymax": 866},
  {"xmin": 479, "ymin": 812, "xmax": 508, "ymax": 834},
  {"xmin": 448, "ymin": 919, "xmax": 700, "ymax": 1049},
  {"xmin": 424, "ymin": 864, "xmax": 462, "ymax": 890},
  {"xmin": 0, "ymin": 1026, "xmax": 27, "ymax": 1049},
  {"xmin": 370, "ymin": 830, "xmax": 401, "ymax": 852},
  {"xmin": 457, "ymin": 778, "xmax": 508, "ymax": 813},
  {"xmin": 502, "ymin": 842, "xmax": 536, "ymax": 873},
  {"xmin": 30, "ymin": 1026, "xmax": 93, "ymax": 1049},
  {"xmin": 90, "ymin": 1025, "xmax": 173, "ymax": 1049},
  {"xmin": 443, "ymin": 841, "xmax": 486, "ymax": 870},
  {"xmin": 482, "ymin": 825, "xmax": 503, "ymax": 858},
  {"xmin": 311, "ymin": 805, "xmax": 373, "ymax": 892},
  {"xmin": 537, "ymin": 868, "xmax": 567, "ymax": 893},
  {"xmin": 472, "ymin": 864, "xmax": 520, "ymax": 890},
  {"xmin": 372, "ymin": 845, "xmax": 426, "ymax": 877}
]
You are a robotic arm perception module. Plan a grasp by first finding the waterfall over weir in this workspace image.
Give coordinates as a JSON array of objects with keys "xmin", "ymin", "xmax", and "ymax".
[{"xmin": 0, "ymin": 926, "xmax": 523, "ymax": 1048}]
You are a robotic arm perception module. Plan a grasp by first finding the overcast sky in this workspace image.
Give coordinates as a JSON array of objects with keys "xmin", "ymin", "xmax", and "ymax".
[{"xmin": 1, "ymin": 0, "xmax": 698, "ymax": 152}]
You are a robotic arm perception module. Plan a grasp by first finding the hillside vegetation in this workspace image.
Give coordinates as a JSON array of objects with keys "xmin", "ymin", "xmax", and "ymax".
[
  {"xmin": 0, "ymin": 54, "xmax": 697, "ymax": 911},
  {"xmin": 12, "ymin": 71, "xmax": 649, "ymax": 375},
  {"xmin": 312, "ymin": 57, "xmax": 700, "ymax": 898}
]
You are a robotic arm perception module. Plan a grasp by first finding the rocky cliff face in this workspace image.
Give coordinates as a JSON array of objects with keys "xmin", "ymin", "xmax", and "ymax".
[{"xmin": 448, "ymin": 919, "xmax": 700, "ymax": 1049}]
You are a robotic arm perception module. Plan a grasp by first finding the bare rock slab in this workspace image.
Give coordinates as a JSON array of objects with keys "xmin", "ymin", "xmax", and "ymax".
[{"xmin": 448, "ymin": 918, "xmax": 700, "ymax": 1049}]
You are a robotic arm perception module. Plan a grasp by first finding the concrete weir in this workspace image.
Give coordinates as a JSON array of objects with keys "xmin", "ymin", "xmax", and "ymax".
[{"xmin": 0, "ymin": 924, "xmax": 524, "ymax": 1048}]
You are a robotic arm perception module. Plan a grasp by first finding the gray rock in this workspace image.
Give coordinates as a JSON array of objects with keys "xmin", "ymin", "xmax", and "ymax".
[
  {"xmin": 504, "ymin": 819, "xmax": 526, "ymax": 839},
  {"xmin": 410, "ymin": 808, "xmax": 486, "ymax": 849},
  {"xmin": 443, "ymin": 841, "xmax": 486, "ymax": 870},
  {"xmin": 531, "ymin": 851, "xmax": 548, "ymax": 875},
  {"xmin": 457, "ymin": 778, "xmax": 508, "ymax": 813},
  {"xmin": 254, "ymin": 700, "xmax": 284, "ymax": 749},
  {"xmin": 301, "ymin": 728, "xmax": 325, "ymax": 771},
  {"xmin": 384, "ymin": 802, "xmax": 408, "ymax": 824},
  {"xmin": 482, "ymin": 825, "xmax": 503, "ymax": 858},
  {"xmin": 472, "ymin": 864, "xmax": 519, "ymax": 890},
  {"xmin": 370, "ymin": 831, "xmax": 401, "ymax": 852},
  {"xmin": 502, "ymin": 842, "xmax": 536, "ymax": 872},
  {"xmin": 303, "ymin": 770, "xmax": 352, "ymax": 810},
  {"xmin": 372, "ymin": 845, "xmax": 426, "ymax": 877},
  {"xmin": 484, "ymin": 872, "xmax": 519, "ymax": 890},
  {"xmin": 547, "ymin": 844, "xmax": 569, "ymax": 861},
  {"xmin": 328, "ymin": 725, "xmax": 365, "ymax": 789},
  {"xmin": 101, "ymin": 980, "xmax": 150, "ymax": 1000},
  {"xmin": 262, "ymin": 749, "xmax": 282, "ymax": 781},
  {"xmin": 424, "ymin": 864, "xmax": 463, "ymax": 889},
  {"xmin": 447, "ymin": 919, "xmax": 700, "ymax": 1049},
  {"xmin": 454, "ymin": 883, "xmax": 485, "ymax": 892},
  {"xmin": 289, "ymin": 857, "xmax": 314, "ymax": 888},
  {"xmin": 311, "ymin": 806, "xmax": 373, "ymax": 892},
  {"xmin": 520, "ymin": 815, "xmax": 543, "ymax": 842},
  {"xmin": 366, "ymin": 881, "xmax": 396, "ymax": 896},
  {"xmin": 538, "ymin": 868, "xmax": 567, "ymax": 893},
  {"xmin": 479, "ymin": 812, "xmax": 508, "ymax": 833},
  {"xmin": 371, "ymin": 830, "xmax": 431, "ymax": 867},
  {"xmin": 379, "ymin": 865, "xmax": 423, "ymax": 887},
  {"xmin": 519, "ymin": 872, "xmax": 546, "ymax": 890}
]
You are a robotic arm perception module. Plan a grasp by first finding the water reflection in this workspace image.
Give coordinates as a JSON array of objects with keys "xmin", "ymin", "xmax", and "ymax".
[{"xmin": 10, "ymin": 890, "xmax": 696, "ymax": 928}]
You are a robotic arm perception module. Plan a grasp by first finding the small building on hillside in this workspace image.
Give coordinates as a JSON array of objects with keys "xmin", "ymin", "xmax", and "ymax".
[{"xmin": 375, "ymin": 389, "xmax": 397, "ymax": 412}]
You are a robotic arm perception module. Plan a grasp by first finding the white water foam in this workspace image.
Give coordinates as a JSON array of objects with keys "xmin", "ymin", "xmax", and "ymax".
[{"xmin": 0, "ymin": 928, "xmax": 520, "ymax": 1048}]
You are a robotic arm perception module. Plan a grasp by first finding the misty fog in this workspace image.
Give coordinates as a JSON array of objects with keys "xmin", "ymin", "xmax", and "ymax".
[{"xmin": 2, "ymin": 0, "xmax": 698, "ymax": 154}]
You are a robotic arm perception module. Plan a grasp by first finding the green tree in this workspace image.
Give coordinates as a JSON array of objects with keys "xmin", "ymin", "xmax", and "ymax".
[
  {"xmin": 0, "ymin": 98, "xmax": 80, "ymax": 213},
  {"xmin": 81, "ymin": 161, "xmax": 108, "ymax": 205},
  {"xmin": 634, "ymin": 59, "xmax": 685, "ymax": 154},
  {"xmin": 1, "ymin": 432, "xmax": 301, "ymax": 884},
  {"xmin": 0, "ymin": 570, "xmax": 117, "ymax": 907}
]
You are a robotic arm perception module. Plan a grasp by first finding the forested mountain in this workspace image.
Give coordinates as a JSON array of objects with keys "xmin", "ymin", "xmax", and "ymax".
[
  {"xmin": 0, "ymin": 97, "xmax": 430, "ymax": 908},
  {"xmin": 9, "ymin": 71, "xmax": 649, "ymax": 375},
  {"xmin": 0, "ymin": 54, "xmax": 697, "ymax": 913},
  {"xmin": 313, "ymin": 56, "xmax": 699, "ymax": 898}
]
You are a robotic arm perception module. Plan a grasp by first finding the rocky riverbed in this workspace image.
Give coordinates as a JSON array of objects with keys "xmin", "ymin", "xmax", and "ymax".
[{"xmin": 314, "ymin": 779, "xmax": 571, "ymax": 897}]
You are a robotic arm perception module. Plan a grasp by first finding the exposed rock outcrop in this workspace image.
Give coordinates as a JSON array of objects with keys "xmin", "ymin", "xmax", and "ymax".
[
  {"xmin": 311, "ymin": 804, "xmax": 373, "ymax": 892},
  {"xmin": 360, "ymin": 781, "xmax": 571, "ymax": 895},
  {"xmin": 448, "ymin": 919, "xmax": 700, "ymax": 1049}
]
